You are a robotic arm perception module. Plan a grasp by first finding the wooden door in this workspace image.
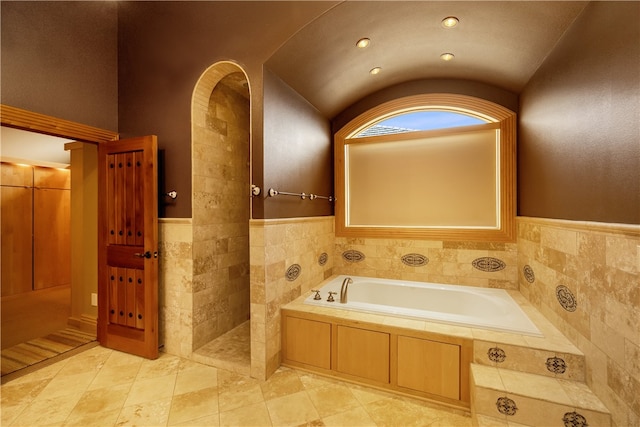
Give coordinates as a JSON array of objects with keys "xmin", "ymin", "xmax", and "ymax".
[{"xmin": 97, "ymin": 136, "xmax": 158, "ymax": 359}]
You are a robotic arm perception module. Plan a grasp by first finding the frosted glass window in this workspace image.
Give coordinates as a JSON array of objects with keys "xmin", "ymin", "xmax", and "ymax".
[{"xmin": 346, "ymin": 127, "xmax": 499, "ymax": 228}]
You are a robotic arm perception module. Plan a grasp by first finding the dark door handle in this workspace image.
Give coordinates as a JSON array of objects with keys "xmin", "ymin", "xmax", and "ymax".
[{"xmin": 134, "ymin": 251, "xmax": 152, "ymax": 259}]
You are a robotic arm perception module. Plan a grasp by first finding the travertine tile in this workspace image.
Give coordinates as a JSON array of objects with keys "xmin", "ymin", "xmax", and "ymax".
[
  {"xmin": 0, "ymin": 378, "xmax": 51, "ymax": 407},
  {"xmin": 305, "ymin": 383, "xmax": 361, "ymax": 417},
  {"xmin": 218, "ymin": 382, "xmax": 263, "ymax": 412},
  {"xmin": 265, "ymin": 390, "xmax": 320, "ymax": 425},
  {"xmin": 63, "ymin": 407, "xmax": 122, "ymax": 427},
  {"xmin": 173, "ymin": 363, "xmax": 218, "ymax": 395},
  {"xmin": 321, "ymin": 406, "xmax": 376, "ymax": 426},
  {"xmin": 70, "ymin": 382, "xmax": 130, "ymax": 414},
  {"xmin": 168, "ymin": 386, "xmax": 219, "ymax": 425},
  {"xmin": 123, "ymin": 373, "xmax": 177, "ymax": 407},
  {"xmin": 260, "ymin": 368, "xmax": 305, "ymax": 401},
  {"xmin": 471, "ymin": 364, "xmax": 504, "ymax": 391},
  {"xmin": 363, "ymin": 396, "xmax": 442, "ymax": 426},
  {"xmin": 115, "ymin": 397, "xmax": 172, "ymax": 427},
  {"xmin": 219, "ymin": 401, "xmax": 271, "ymax": 427},
  {"xmin": 497, "ymin": 369, "xmax": 572, "ymax": 405},
  {"xmin": 11, "ymin": 392, "xmax": 84, "ymax": 426},
  {"xmin": 87, "ymin": 361, "xmax": 141, "ymax": 390}
]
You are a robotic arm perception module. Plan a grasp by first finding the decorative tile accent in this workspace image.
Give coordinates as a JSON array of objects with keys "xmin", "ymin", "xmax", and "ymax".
[
  {"xmin": 562, "ymin": 411, "xmax": 588, "ymax": 427},
  {"xmin": 523, "ymin": 264, "xmax": 535, "ymax": 283},
  {"xmin": 342, "ymin": 250, "xmax": 365, "ymax": 263},
  {"xmin": 401, "ymin": 253, "xmax": 428, "ymax": 267},
  {"xmin": 285, "ymin": 264, "xmax": 301, "ymax": 281},
  {"xmin": 487, "ymin": 347, "xmax": 506, "ymax": 363},
  {"xmin": 546, "ymin": 356, "xmax": 567, "ymax": 374},
  {"xmin": 472, "ymin": 257, "xmax": 506, "ymax": 272},
  {"xmin": 318, "ymin": 252, "xmax": 328, "ymax": 266},
  {"xmin": 496, "ymin": 396, "xmax": 518, "ymax": 416},
  {"xmin": 556, "ymin": 285, "xmax": 577, "ymax": 312}
]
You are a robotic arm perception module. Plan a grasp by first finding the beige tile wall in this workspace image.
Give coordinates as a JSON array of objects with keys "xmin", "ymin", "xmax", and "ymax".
[
  {"xmin": 158, "ymin": 219, "xmax": 194, "ymax": 358},
  {"xmin": 517, "ymin": 217, "xmax": 640, "ymax": 427},
  {"xmin": 334, "ymin": 237, "xmax": 518, "ymax": 289},
  {"xmin": 249, "ymin": 216, "xmax": 335, "ymax": 379},
  {"xmin": 192, "ymin": 72, "xmax": 251, "ymax": 350}
]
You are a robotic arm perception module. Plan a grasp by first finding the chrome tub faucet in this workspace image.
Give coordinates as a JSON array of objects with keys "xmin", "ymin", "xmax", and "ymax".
[{"xmin": 340, "ymin": 277, "xmax": 353, "ymax": 303}]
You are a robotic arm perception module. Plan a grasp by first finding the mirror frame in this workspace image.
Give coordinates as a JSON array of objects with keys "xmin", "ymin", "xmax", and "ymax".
[{"xmin": 334, "ymin": 93, "xmax": 517, "ymax": 242}]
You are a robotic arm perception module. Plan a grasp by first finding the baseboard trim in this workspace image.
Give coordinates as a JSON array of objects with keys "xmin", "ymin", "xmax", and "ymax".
[{"xmin": 68, "ymin": 315, "xmax": 97, "ymax": 335}]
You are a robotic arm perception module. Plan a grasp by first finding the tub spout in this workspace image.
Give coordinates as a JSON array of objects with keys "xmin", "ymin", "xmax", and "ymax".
[{"xmin": 340, "ymin": 277, "xmax": 353, "ymax": 304}]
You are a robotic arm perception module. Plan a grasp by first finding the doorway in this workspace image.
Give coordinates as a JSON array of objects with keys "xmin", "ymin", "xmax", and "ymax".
[
  {"xmin": 189, "ymin": 63, "xmax": 251, "ymax": 374},
  {"xmin": 0, "ymin": 106, "xmax": 117, "ymax": 380}
]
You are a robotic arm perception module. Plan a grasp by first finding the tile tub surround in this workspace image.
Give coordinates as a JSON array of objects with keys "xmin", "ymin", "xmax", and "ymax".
[
  {"xmin": 517, "ymin": 217, "xmax": 640, "ymax": 427},
  {"xmin": 250, "ymin": 216, "xmax": 335, "ymax": 380},
  {"xmin": 334, "ymin": 237, "xmax": 518, "ymax": 290},
  {"xmin": 282, "ymin": 278, "xmax": 584, "ymax": 401}
]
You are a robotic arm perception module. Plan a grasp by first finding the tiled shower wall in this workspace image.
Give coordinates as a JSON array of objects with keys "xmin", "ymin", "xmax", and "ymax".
[
  {"xmin": 158, "ymin": 219, "xmax": 193, "ymax": 357},
  {"xmin": 191, "ymin": 75, "xmax": 250, "ymax": 350},
  {"xmin": 249, "ymin": 216, "xmax": 335, "ymax": 379},
  {"xmin": 517, "ymin": 217, "xmax": 639, "ymax": 427},
  {"xmin": 334, "ymin": 237, "xmax": 518, "ymax": 289}
]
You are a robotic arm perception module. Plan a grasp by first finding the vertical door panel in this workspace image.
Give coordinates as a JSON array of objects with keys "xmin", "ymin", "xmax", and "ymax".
[
  {"xmin": 135, "ymin": 269, "xmax": 145, "ymax": 330},
  {"xmin": 33, "ymin": 187, "xmax": 71, "ymax": 290},
  {"xmin": 0, "ymin": 185, "xmax": 33, "ymax": 296}
]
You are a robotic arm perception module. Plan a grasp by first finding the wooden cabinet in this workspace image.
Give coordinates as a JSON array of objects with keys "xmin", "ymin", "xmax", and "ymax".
[
  {"xmin": 1, "ymin": 184, "xmax": 33, "ymax": 296},
  {"xmin": 1, "ymin": 163, "xmax": 70, "ymax": 296},
  {"xmin": 336, "ymin": 325, "xmax": 389, "ymax": 383},
  {"xmin": 33, "ymin": 187, "xmax": 71, "ymax": 290},
  {"xmin": 281, "ymin": 308, "xmax": 472, "ymax": 408},
  {"xmin": 282, "ymin": 315, "xmax": 331, "ymax": 370},
  {"xmin": 396, "ymin": 335, "xmax": 460, "ymax": 400}
]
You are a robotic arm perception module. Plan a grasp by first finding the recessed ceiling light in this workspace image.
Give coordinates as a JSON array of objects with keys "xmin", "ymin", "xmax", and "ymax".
[
  {"xmin": 369, "ymin": 67, "xmax": 382, "ymax": 75},
  {"xmin": 440, "ymin": 53, "xmax": 455, "ymax": 61},
  {"xmin": 356, "ymin": 38, "xmax": 371, "ymax": 48},
  {"xmin": 441, "ymin": 16, "xmax": 459, "ymax": 28}
]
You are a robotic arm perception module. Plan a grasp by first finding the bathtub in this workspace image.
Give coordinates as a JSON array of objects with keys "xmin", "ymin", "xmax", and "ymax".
[{"xmin": 304, "ymin": 275, "xmax": 542, "ymax": 337}]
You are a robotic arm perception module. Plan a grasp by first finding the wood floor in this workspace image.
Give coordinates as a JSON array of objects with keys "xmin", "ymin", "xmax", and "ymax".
[{"xmin": 1, "ymin": 285, "xmax": 72, "ymax": 349}]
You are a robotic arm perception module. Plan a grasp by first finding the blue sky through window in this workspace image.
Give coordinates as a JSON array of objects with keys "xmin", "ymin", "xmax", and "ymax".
[{"xmin": 378, "ymin": 111, "xmax": 486, "ymax": 131}]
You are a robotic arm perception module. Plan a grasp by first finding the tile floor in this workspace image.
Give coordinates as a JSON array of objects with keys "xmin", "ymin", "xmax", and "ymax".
[{"xmin": 0, "ymin": 346, "xmax": 471, "ymax": 427}]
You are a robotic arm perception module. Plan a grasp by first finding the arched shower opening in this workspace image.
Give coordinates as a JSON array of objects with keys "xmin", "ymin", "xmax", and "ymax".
[{"xmin": 190, "ymin": 62, "xmax": 251, "ymax": 374}]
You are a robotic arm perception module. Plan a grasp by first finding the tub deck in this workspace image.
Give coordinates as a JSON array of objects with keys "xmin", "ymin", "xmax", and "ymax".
[
  {"xmin": 281, "ymin": 275, "xmax": 584, "ymax": 409},
  {"xmin": 285, "ymin": 276, "xmax": 579, "ymax": 354}
]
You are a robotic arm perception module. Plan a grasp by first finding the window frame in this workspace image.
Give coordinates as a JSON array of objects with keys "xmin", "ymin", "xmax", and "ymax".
[{"xmin": 334, "ymin": 94, "xmax": 517, "ymax": 242}]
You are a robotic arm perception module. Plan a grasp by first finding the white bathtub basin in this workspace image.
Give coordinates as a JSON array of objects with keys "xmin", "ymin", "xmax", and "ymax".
[{"xmin": 304, "ymin": 275, "xmax": 542, "ymax": 337}]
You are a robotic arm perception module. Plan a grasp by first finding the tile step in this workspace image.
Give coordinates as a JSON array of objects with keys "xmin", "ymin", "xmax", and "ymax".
[
  {"xmin": 470, "ymin": 363, "xmax": 610, "ymax": 427},
  {"xmin": 473, "ymin": 340, "xmax": 585, "ymax": 382}
]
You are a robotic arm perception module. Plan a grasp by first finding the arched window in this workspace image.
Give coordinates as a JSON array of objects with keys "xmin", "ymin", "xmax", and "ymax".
[
  {"xmin": 354, "ymin": 110, "xmax": 486, "ymax": 137},
  {"xmin": 334, "ymin": 94, "xmax": 516, "ymax": 242}
]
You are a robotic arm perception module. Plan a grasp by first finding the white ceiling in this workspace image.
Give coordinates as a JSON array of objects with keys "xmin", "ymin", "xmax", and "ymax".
[{"xmin": 0, "ymin": 126, "xmax": 72, "ymax": 168}]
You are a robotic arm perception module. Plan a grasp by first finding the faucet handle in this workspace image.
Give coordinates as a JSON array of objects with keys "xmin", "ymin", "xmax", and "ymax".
[
  {"xmin": 327, "ymin": 291, "xmax": 337, "ymax": 302},
  {"xmin": 311, "ymin": 289, "xmax": 322, "ymax": 300}
]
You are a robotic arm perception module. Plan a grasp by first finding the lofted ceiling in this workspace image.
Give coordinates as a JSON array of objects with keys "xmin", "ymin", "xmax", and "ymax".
[{"xmin": 265, "ymin": 1, "xmax": 588, "ymax": 119}]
